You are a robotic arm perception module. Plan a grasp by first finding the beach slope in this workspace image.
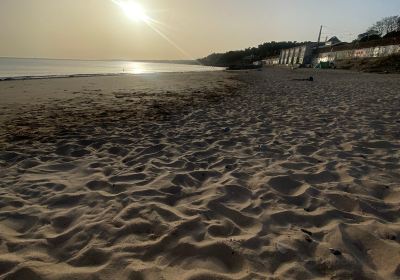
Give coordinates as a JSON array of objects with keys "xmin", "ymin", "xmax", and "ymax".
[{"xmin": 0, "ymin": 69, "xmax": 399, "ymax": 280}]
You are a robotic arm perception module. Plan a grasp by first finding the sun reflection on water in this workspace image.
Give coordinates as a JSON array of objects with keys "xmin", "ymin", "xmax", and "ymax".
[{"xmin": 128, "ymin": 62, "xmax": 147, "ymax": 74}]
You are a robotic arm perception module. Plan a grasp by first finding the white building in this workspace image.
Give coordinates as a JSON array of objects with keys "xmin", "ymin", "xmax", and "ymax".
[{"xmin": 279, "ymin": 43, "xmax": 317, "ymax": 66}]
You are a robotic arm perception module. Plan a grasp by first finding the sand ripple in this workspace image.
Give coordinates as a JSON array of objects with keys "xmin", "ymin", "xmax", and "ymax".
[{"xmin": 0, "ymin": 70, "xmax": 399, "ymax": 279}]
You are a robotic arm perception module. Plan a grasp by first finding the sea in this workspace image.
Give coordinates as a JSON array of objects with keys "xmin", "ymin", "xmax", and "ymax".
[{"xmin": 0, "ymin": 57, "xmax": 222, "ymax": 80}]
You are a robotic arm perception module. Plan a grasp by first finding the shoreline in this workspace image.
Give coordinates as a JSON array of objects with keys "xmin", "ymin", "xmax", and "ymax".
[
  {"xmin": 0, "ymin": 69, "xmax": 226, "ymax": 82},
  {"xmin": 0, "ymin": 72, "xmax": 131, "ymax": 81}
]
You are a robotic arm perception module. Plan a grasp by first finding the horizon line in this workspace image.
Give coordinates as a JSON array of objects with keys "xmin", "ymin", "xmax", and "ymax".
[{"xmin": 0, "ymin": 56, "xmax": 199, "ymax": 62}]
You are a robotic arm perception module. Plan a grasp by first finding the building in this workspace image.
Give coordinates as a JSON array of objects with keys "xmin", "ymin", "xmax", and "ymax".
[
  {"xmin": 278, "ymin": 43, "xmax": 317, "ymax": 66},
  {"xmin": 325, "ymin": 36, "xmax": 341, "ymax": 46},
  {"xmin": 262, "ymin": 56, "xmax": 280, "ymax": 65},
  {"xmin": 276, "ymin": 38, "xmax": 341, "ymax": 66},
  {"xmin": 273, "ymin": 34, "xmax": 400, "ymax": 67}
]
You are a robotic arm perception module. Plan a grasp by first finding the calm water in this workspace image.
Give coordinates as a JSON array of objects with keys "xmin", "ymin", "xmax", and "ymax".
[{"xmin": 0, "ymin": 58, "xmax": 222, "ymax": 79}]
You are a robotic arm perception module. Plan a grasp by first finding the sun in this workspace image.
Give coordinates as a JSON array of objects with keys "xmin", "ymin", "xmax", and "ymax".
[{"xmin": 113, "ymin": 0, "xmax": 149, "ymax": 22}]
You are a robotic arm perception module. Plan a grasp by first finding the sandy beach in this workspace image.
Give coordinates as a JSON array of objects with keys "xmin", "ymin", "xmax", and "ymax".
[{"xmin": 0, "ymin": 68, "xmax": 399, "ymax": 280}]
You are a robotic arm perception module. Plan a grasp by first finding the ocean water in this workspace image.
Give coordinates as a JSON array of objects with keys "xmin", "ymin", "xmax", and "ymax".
[{"xmin": 0, "ymin": 58, "xmax": 222, "ymax": 80}]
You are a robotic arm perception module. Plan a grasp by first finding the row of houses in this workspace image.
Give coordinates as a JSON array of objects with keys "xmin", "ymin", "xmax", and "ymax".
[
  {"xmin": 278, "ymin": 44, "xmax": 316, "ymax": 65},
  {"xmin": 262, "ymin": 43, "xmax": 318, "ymax": 67},
  {"xmin": 262, "ymin": 36, "xmax": 400, "ymax": 67},
  {"xmin": 263, "ymin": 37, "xmax": 341, "ymax": 67},
  {"xmin": 262, "ymin": 44, "xmax": 316, "ymax": 67}
]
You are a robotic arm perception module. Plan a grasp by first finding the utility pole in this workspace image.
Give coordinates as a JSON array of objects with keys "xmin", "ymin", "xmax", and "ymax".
[{"xmin": 317, "ymin": 25, "xmax": 323, "ymax": 48}]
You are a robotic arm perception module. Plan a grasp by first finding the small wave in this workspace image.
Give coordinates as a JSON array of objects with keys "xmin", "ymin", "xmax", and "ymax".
[{"xmin": 0, "ymin": 73, "xmax": 127, "ymax": 81}]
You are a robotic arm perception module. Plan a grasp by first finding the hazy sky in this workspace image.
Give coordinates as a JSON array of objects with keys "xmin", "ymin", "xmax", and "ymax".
[{"xmin": 1, "ymin": 0, "xmax": 399, "ymax": 60}]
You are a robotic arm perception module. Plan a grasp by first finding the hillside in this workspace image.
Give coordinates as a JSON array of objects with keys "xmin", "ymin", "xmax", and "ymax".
[
  {"xmin": 335, "ymin": 54, "xmax": 400, "ymax": 73},
  {"xmin": 198, "ymin": 41, "xmax": 309, "ymax": 67}
]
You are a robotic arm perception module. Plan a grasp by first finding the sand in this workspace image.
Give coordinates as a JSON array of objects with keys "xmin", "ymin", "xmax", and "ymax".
[{"xmin": 0, "ymin": 68, "xmax": 399, "ymax": 280}]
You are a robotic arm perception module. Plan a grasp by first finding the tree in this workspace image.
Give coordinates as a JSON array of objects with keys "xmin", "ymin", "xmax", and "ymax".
[
  {"xmin": 397, "ymin": 16, "xmax": 400, "ymax": 31},
  {"xmin": 198, "ymin": 41, "xmax": 306, "ymax": 66},
  {"xmin": 367, "ymin": 15, "xmax": 399, "ymax": 36},
  {"xmin": 358, "ymin": 30, "xmax": 381, "ymax": 41},
  {"xmin": 384, "ymin": 16, "xmax": 399, "ymax": 33}
]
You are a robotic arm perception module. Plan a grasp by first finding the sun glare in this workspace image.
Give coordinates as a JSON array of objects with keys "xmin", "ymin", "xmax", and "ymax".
[
  {"xmin": 110, "ymin": 0, "xmax": 193, "ymax": 59},
  {"xmin": 113, "ymin": 0, "xmax": 149, "ymax": 22}
]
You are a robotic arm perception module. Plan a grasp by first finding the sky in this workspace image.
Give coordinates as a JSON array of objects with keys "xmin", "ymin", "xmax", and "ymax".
[{"xmin": 0, "ymin": 0, "xmax": 399, "ymax": 60}]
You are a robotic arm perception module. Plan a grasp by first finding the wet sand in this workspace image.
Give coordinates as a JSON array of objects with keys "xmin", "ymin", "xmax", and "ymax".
[{"xmin": 0, "ymin": 69, "xmax": 399, "ymax": 279}]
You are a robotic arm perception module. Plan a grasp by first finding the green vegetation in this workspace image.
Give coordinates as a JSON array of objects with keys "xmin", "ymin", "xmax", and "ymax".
[
  {"xmin": 198, "ymin": 41, "xmax": 308, "ymax": 67},
  {"xmin": 358, "ymin": 15, "xmax": 399, "ymax": 42},
  {"xmin": 367, "ymin": 15, "xmax": 399, "ymax": 36}
]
